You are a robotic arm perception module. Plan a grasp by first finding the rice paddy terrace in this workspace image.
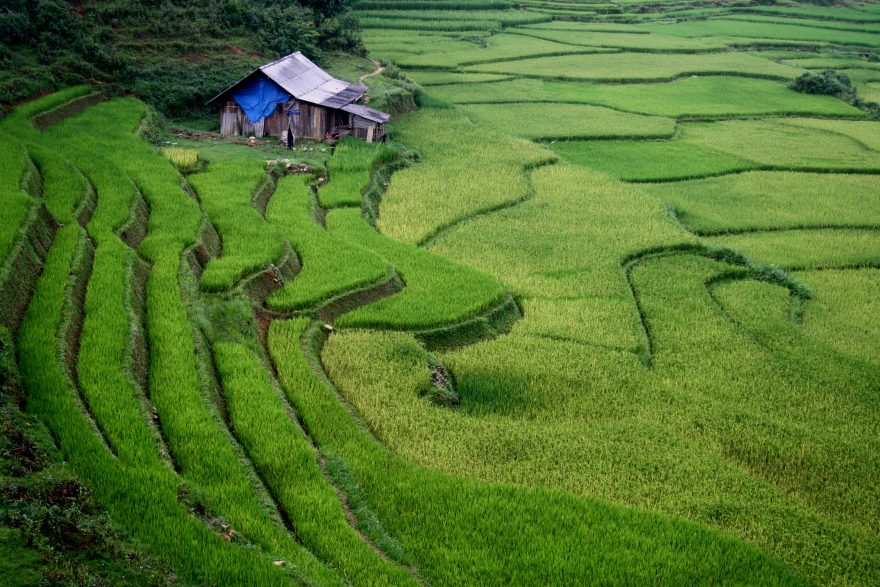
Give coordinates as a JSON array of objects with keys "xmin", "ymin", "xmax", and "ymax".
[{"xmin": 2, "ymin": 1, "xmax": 879, "ymax": 585}]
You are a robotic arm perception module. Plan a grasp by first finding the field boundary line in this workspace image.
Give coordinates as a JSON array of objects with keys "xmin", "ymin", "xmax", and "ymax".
[
  {"xmin": 298, "ymin": 321, "xmax": 430, "ymax": 585},
  {"xmin": 504, "ymin": 30, "xmax": 736, "ymax": 54},
  {"xmin": 770, "ymin": 118, "xmax": 880, "ymax": 153},
  {"xmin": 119, "ymin": 182, "xmax": 178, "ymax": 471},
  {"xmin": 180, "ymin": 222, "xmax": 306, "ymax": 546},
  {"xmin": 460, "ymin": 68, "xmax": 796, "ymax": 84},
  {"xmin": 417, "ymin": 157, "xmax": 558, "ymax": 248},
  {"xmin": 692, "ymin": 222, "xmax": 880, "ymax": 237},
  {"xmin": 626, "ymin": 165, "xmax": 880, "ymax": 184},
  {"xmin": 32, "ymin": 93, "xmax": 105, "ymax": 131},
  {"xmin": 0, "ymin": 147, "xmax": 58, "ymax": 337},
  {"xmin": 58, "ymin": 226, "xmax": 118, "ymax": 457},
  {"xmin": 453, "ymin": 99, "xmax": 866, "ymax": 122}
]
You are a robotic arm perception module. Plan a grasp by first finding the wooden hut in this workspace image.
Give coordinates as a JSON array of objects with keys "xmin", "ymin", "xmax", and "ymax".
[{"xmin": 207, "ymin": 51, "xmax": 390, "ymax": 142}]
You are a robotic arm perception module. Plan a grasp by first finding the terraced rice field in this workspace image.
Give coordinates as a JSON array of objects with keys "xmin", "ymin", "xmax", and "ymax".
[{"xmin": 2, "ymin": 1, "xmax": 879, "ymax": 585}]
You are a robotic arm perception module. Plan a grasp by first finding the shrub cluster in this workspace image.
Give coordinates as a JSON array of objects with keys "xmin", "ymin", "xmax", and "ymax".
[
  {"xmin": 789, "ymin": 70, "xmax": 855, "ymax": 100},
  {"xmin": 0, "ymin": 0, "xmax": 364, "ymax": 115}
]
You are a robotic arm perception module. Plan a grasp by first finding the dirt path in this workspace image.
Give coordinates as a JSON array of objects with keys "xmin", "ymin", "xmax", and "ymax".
[{"xmin": 359, "ymin": 60, "xmax": 385, "ymax": 84}]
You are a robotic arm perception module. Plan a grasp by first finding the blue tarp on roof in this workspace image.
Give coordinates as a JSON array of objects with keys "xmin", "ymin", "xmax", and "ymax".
[{"xmin": 231, "ymin": 76, "xmax": 290, "ymax": 123}]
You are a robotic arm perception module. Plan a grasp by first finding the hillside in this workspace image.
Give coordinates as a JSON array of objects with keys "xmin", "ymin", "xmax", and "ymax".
[
  {"xmin": 2, "ymin": 0, "xmax": 880, "ymax": 585},
  {"xmin": 0, "ymin": 0, "xmax": 363, "ymax": 115}
]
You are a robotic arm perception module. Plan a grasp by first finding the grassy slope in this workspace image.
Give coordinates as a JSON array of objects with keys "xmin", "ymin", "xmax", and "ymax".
[
  {"xmin": 271, "ymin": 318, "xmax": 801, "ymax": 586},
  {"xmin": 325, "ymin": 7, "xmax": 880, "ymax": 580},
  {"xmin": 5, "ymin": 1, "xmax": 880, "ymax": 585}
]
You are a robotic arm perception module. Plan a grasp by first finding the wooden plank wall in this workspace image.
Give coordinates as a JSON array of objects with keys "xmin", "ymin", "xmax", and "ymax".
[{"xmin": 220, "ymin": 100, "xmax": 363, "ymax": 140}]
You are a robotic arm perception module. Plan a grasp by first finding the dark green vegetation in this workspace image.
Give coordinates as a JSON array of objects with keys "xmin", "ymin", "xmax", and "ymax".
[
  {"xmin": 0, "ymin": 0, "xmax": 362, "ymax": 115},
  {"xmin": 2, "ymin": 0, "xmax": 879, "ymax": 585},
  {"xmin": 0, "ymin": 328, "xmax": 177, "ymax": 586}
]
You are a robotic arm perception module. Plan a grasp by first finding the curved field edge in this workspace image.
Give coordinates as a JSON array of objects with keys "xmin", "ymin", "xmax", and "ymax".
[{"xmin": 265, "ymin": 318, "xmax": 803, "ymax": 586}]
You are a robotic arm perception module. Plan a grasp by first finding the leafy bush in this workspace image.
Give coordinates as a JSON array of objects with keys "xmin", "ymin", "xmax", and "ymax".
[
  {"xmin": 790, "ymin": 70, "xmax": 855, "ymax": 100},
  {"xmin": 0, "ymin": 0, "xmax": 365, "ymax": 114}
]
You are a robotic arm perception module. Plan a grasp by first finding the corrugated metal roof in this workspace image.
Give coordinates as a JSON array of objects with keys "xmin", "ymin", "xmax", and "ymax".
[
  {"xmin": 260, "ymin": 52, "xmax": 367, "ymax": 108},
  {"xmin": 341, "ymin": 103, "xmax": 391, "ymax": 123},
  {"xmin": 206, "ymin": 51, "xmax": 370, "ymax": 109}
]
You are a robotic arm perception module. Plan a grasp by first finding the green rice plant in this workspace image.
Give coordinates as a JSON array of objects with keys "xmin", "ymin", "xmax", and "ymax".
[
  {"xmin": 213, "ymin": 342, "xmax": 418, "ymax": 585},
  {"xmin": 429, "ymin": 163, "xmax": 693, "ymax": 301},
  {"xmin": 160, "ymin": 146, "xmax": 199, "ymax": 172},
  {"xmin": 0, "ymin": 136, "xmax": 32, "ymax": 265},
  {"xmin": 861, "ymin": 80, "xmax": 880, "ymax": 102},
  {"xmin": 361, "ymin": 30, "xmax": 485, "ymax": 60},
  {"xmin": 9, "ymin": 7, "xmax": 880, "ymax": 580},
  {"xmin": 637, "ymin": 19, "xmax": 880, "ymax": 48},
  {"xmin": 725, "ymin": 15, "xmax": 880, "ymax": 35},
  {"xmin": 642, "ymin": 171, "xmax": 880, "ymax": 234},
  {"xmin": 509, "ymin": 28, "xmax": 733, "ymax": 51},
  {"xmin": 709, "ymin": 229, "xmax": 880, "ymax": 269},
  {"xmin": 62, "ymin": 161, "xmax": 173, "ymax": 472},
  {"xmin": 34, "ymin": 108, "xmax": 161, "ymax": 466},
  {"xmin": 265, "ymin": 175, "xmax": 391, "ymax": 311},
  {"xmin": 515, "ymin": 296, "xmax": 644, "ymax": 352},
  {"xmin": 188, "ymin": 160, "xmax": 286, "ymax": 291},
  {"xmin": 31, "ymin": 147, "xmax": 92, "ymax": 224},
  {"xmin": 781, "ymin": 57, "xmax": 880, "ymax": 71},
  {"xmin": 683, "ymin": 119, "xmax": 880, "ymax": 168},
  {"xmin": 466, "ymin": 51, "xmax": 805, "ymax": 81},
  {"xmin": 319, "ymin": 137, "xmax": 398, "ymax": 208},
  {"xmin": 520, "ymin": 0, "xmax": 599, "ymax": 14},
  {"xmin": 329, "ymin": 208, "xmax": 506, "ymax": 330},
  {"xmin": 47, "ymin": 97, "xmax": 335, "ymax": 582},
  {"xmin": 375, "ymin": 108, "xmax": 554, "ymax": 245},
  {"xmin": 268, "ymin": 318, "xmax": 800, "ymax": 586},
  {"xmin": 359, "ymin": 18, "xmax": 505, "ymax": 32},
  {"xmin": 458, "ymin": 103, "xmax": 676, "ymax": 139},
  {"xmin": 794, "ymin": 268, "xmax": 880, "ymax": 367},
  {"xmin": 369, "ymin": 146, "xmax": 879, "ymax": 584},
  {"xmin": 16, "ymin": 224, "xmax": 298, "ymax": 586},
  {"xmin": 550, "ymin": 139, "xmax": 758, "ymax": 181},
  {"xmin": 561, "ymin": 118, "xmax": 880, "ymax": 182},
  {"xmin": 729, "ymin": 6, "xmax": 880, "ymax": 23},
  {"xmin": 377, "ymin": 33, "xmax": 613, "ymax": 69},
  {"xmin": 356, "ymin": 10, "xmax": 552, "ymax": 25},
  {"xmin": 771, "ymin": 117, "xmax": 880, "ymax": 151},
  {"xmin": 4, "ymin": 85, "xmax": 92, "ymax": 121},
  {"xmin": 406, "ymin": 71, "xmax": 512, "ymax": 85},
  {"xmin": 429, "ymin": 76, "xmax": 864, "ymax": 118},
  {"xmin": 711, "ymin": 267, "xmax": 880, "ymax": 392}
]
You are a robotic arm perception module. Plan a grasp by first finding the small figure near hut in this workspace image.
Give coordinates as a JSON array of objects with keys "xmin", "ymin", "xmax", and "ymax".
[{"xmin": 207, "ymin": 51, "xmax": 390, "ymax": 143}]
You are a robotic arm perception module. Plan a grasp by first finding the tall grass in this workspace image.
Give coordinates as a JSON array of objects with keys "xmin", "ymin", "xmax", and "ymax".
[
  {"xmin": 466, "ymin": 51, "xmax": 805, "ymax": 81},
  {"xmin": 188, "ymin": 160, "xmax": 286, "ymax": 291},
  {"xmin": 428, "ymin": 76, "xmax": 864, "ymax": 119},
  {"xmin": 0, "ymin": 136, "xmax": 32, "ymax": 265},
  {"xmin": 213, "ymin": 342, "xmax": 417, "ymax": 585},
  {"xmin": 375, "ymin": 108, "xmax": 554, "ymax": 245},
  {"xmin": 16, "ymin": 224, "xmax": 296, "ymax": 586},
  {"xmin": 266, "ymin": 318, "xmax": 801, "ymax": 586},
  {"xmin": 265, "ymin": 174, "xmax": 390, "ymax": 311},
  {"xmin": 642, "ymin": 171, "xmax": 880, "ymax": 234},
  {"xmin": 160, "ymin": 146, "xmax": 199, "ymax": 172},
  {"xmin": 329, "ymin": 208, "xmax": 506, "ymax": 330},
  {"xmin": 319, "ymin": 137, "xmax": 397, "ymax": 208},
  {"xmin": 458, "ymin": 103, "xmax": 676, "ymax": 139}
]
